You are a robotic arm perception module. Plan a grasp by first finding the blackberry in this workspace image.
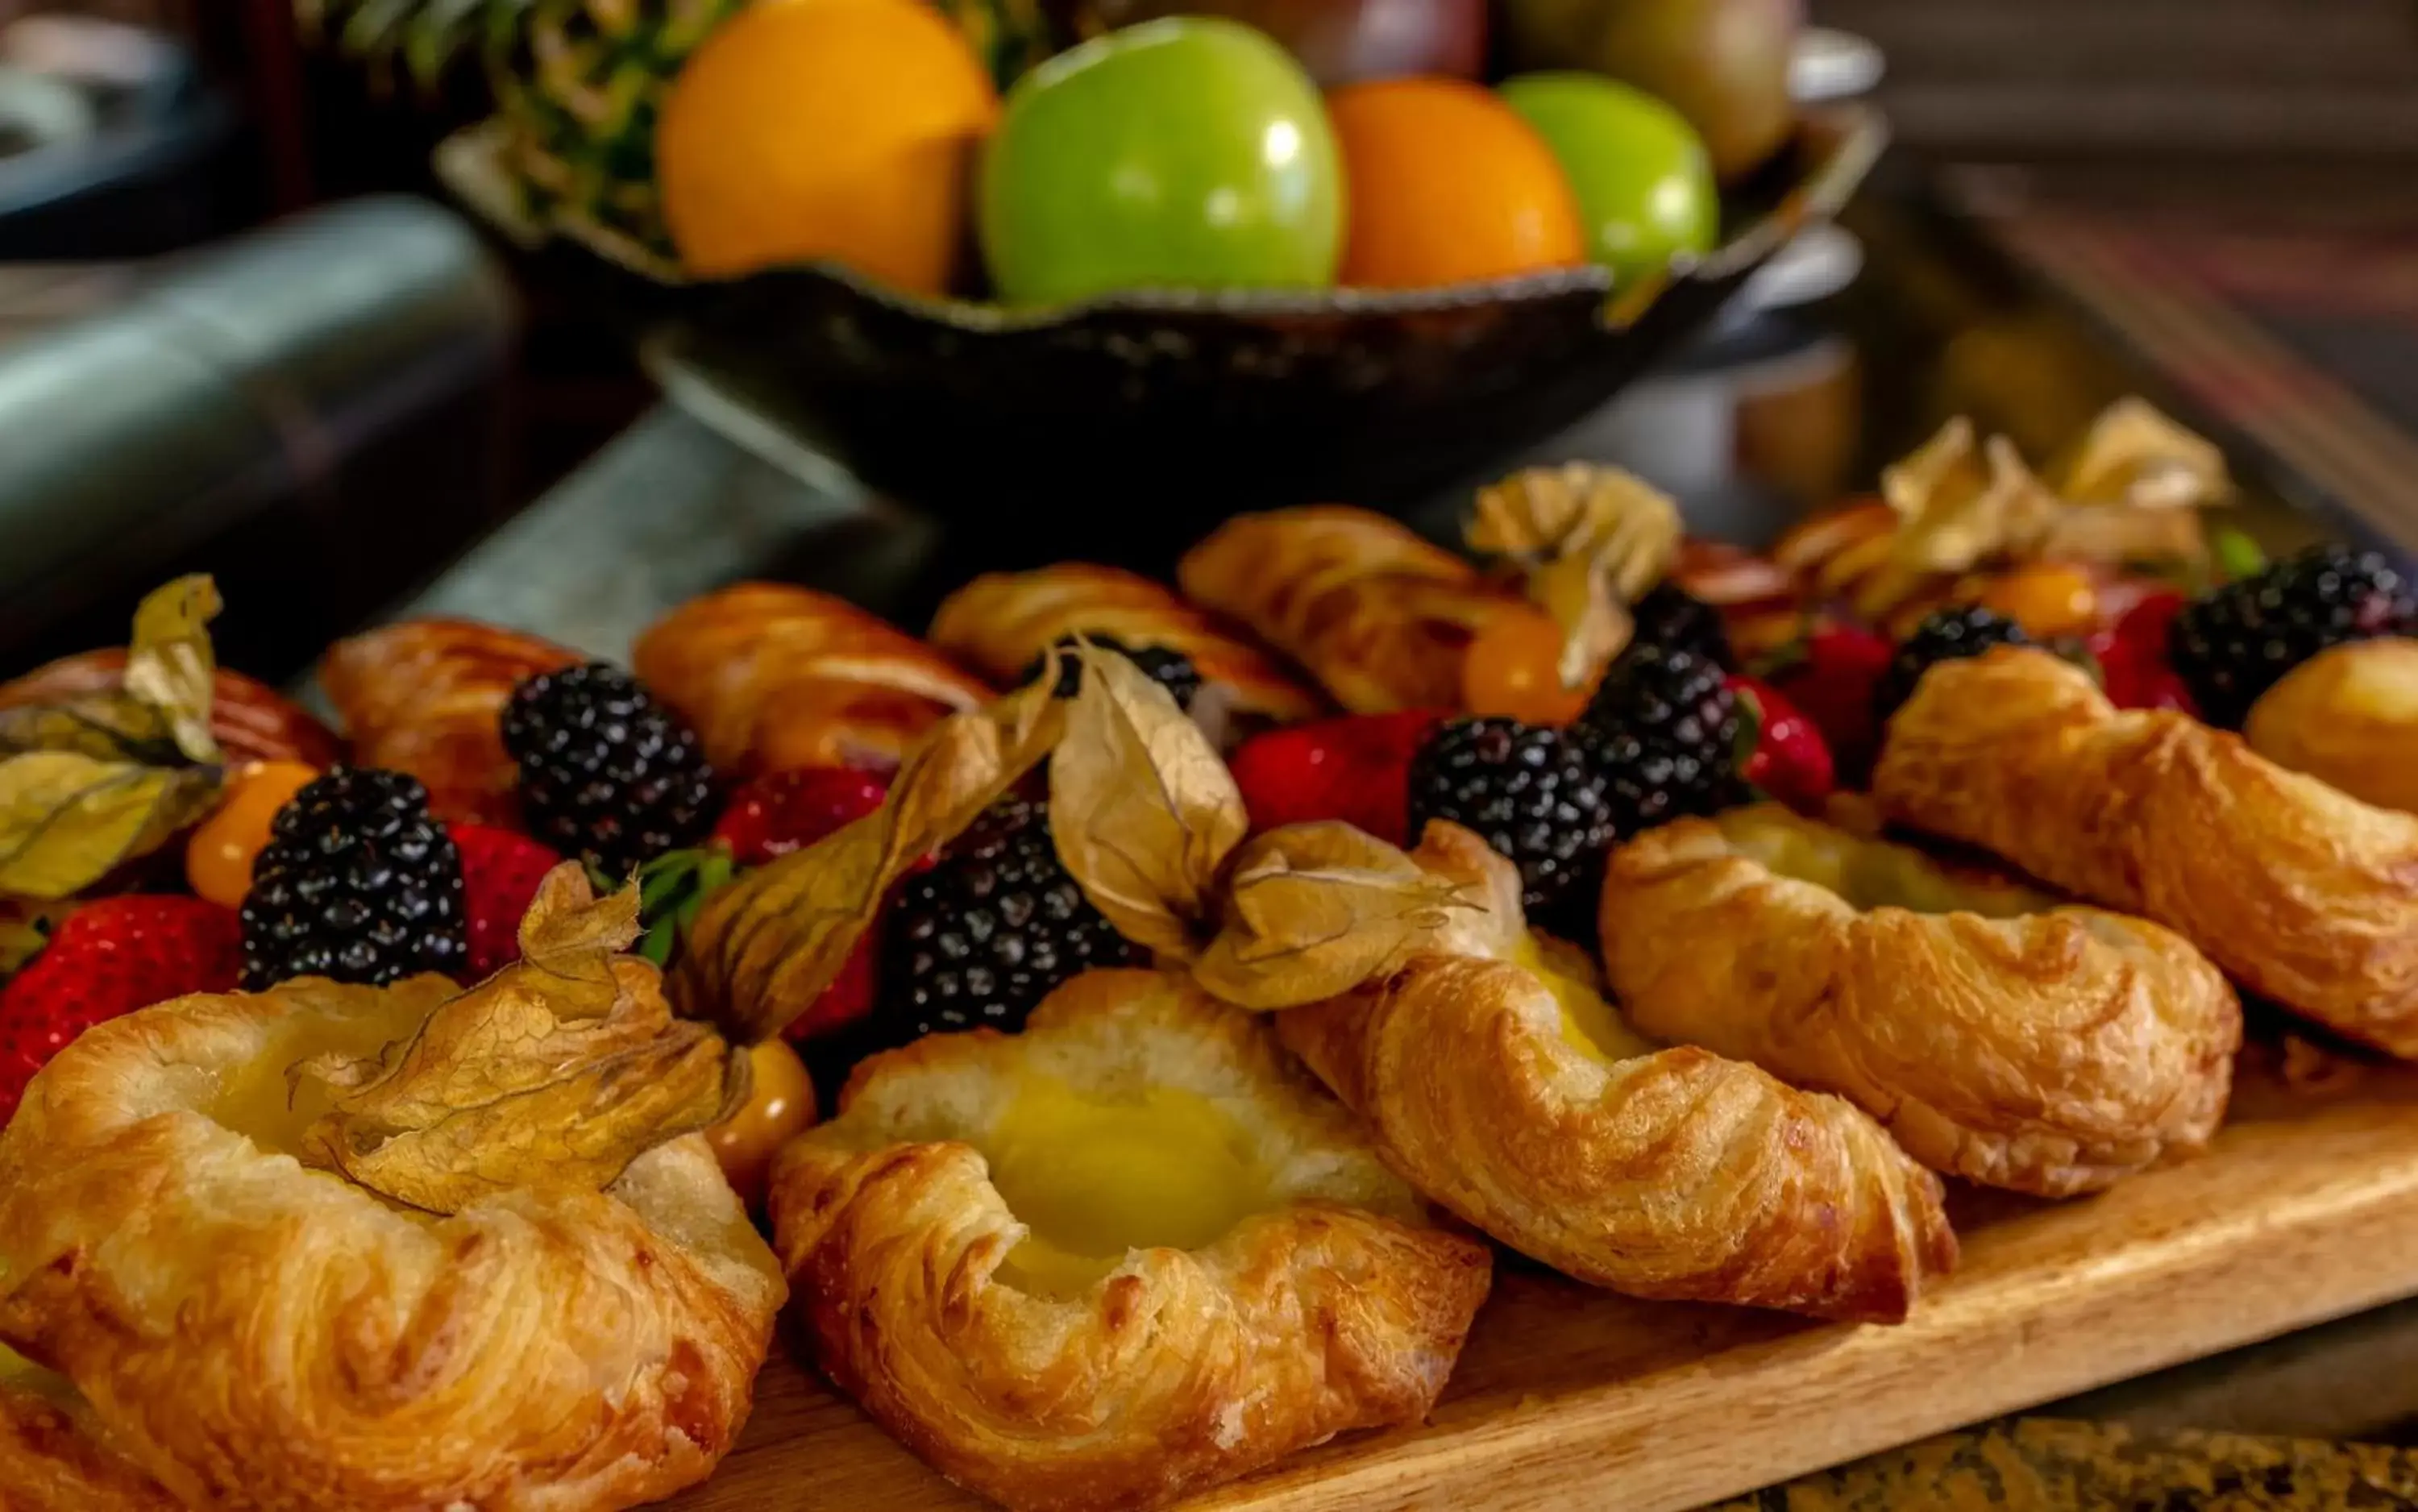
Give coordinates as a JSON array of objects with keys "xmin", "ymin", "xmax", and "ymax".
[
  {"xmin": 501, "ymin": 662, "xmax": 717, "ymax": 874},
  {"xmin": 1022, "ymin": 633, "xmax": 1203, "ymax": 711},
  {"xmin": 1579, "ymin": 642, "xmax": 1743, "ymax": 820},
  {"xmin": 1875, "ymin": 606, "xmax": 2033, "ymax": 721},
  {"xmin": 1628, "ymin": 582, "xmax": 1734, "ymax": 669},
  {"xmin": 2169, "ymin": 544, "xmax": 2418, "ymax": 729},
  {"xmin": 1406, "ymin": 718, "xmax": 1618, "ymax": 920},
  {"xmin": 881, "ymin": 798, "xmax": 1144, "ymax": 1042},
  {"xmin": 240, "ymin": 767, "xmax": 467, "ymax": 990}
]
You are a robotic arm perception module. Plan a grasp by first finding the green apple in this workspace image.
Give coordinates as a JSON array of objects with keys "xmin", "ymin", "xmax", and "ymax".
[
  {"xmin": 979, "ymin": 16, "xmax": 1343, "ymax": 305},
  {"xmin": 1499, "ymin": 73, "xmax": 1718, "ymax": 287}
]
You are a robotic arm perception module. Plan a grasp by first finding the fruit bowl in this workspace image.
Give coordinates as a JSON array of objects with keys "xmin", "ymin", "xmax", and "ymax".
[{"xmin": 435, "ymin": 101, "xmax": 1883, "ymax": 533}]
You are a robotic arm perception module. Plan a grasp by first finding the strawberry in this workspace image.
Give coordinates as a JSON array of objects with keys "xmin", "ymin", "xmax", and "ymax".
[
  {"xmin": 453, "ymin": 824, "xmax": 564, "ymax": 978},
  {"xmin": 682, "ymin": 769, "xmax": 894, "ymax": 1043},
  {"xmin": 2092, "ymin": 591, "xmax": 2200, "ymax": 714},
  {"xmin": 1227, "ymin": 709, "xmax": 1448, "ymax": 846},
  {"xmin": 0, "ymin": 895, "xmax": 240, "ymax": 1124},
  {"xmin": 1729, "ymin": 675, "xmax": 1835, "ymax": 809},
  {"xmin": 1759, "ymin": 623, "xmax": 1892, "ymax": 784},
  {"xmin": 712, "ymin": 767, "xmax": 891, "ymax": 866}
]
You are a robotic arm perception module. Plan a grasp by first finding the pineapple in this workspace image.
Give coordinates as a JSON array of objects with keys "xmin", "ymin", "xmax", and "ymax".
[{"xmin": 297, "ymin": 0, "xmax": 1063, "ymax": 264}]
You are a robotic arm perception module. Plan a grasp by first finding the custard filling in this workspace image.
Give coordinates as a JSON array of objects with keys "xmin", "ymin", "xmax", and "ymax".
[
  {"xmin": 986, "ymin": 1075, "xmax": 1274, "ymax": 1295},
  {"xmin": 1507, "ymin": 937, "xmax": 1657, "ymax": 1065},
  {"xmin": 208, "ymin": 994, "xmax": 434, "ymax": 1158},
  {"xmin": 1715, "ymin": 809, "xmax": 2047, "ymax": 918}
]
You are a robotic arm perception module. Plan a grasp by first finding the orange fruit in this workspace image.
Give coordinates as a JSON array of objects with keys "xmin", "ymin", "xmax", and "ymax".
[
  {"xmin": 1327, "ymin": 77, "xmax": 1586, "ymax": 289},
  {"xmin": 1462, "ymin": 606, "xmax": 1593, "ymax": 725},
  {"xmin": 1977, "ymin": 563, "xmax": 2100, "ymax": 640},
  {"xmin": 658, "ymin": 0, "xmax": 999, "ymax": 292},
  {"xmin": 708, "ymin": 1038, "xmax": 818, "ymax": 1206},
  {"xmin": 185, "ymin": 761, "xmax": 319, "ymax": 908}
]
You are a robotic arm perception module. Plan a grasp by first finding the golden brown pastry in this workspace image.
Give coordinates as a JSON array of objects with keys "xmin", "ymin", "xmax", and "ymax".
[
  {"xmin": 0, "ymin": 1374, "xmax": 179, "ymax": 1512},
  {"xmin": 634, "ymin": 582, "xmax": 991, "ymax": 777},
  {"xmin": 1600, "ymin": 805, "xmax": 2241, "ymax": 1196},
  {"xmin": 0, "ymin": 879, "xmax": 784, "ymax": 1512},
  {"xmin": 1876, "ymin": 646, "xmax": 2418, "ymax": 1059},
  {"xmin": 1248, "ymin": 821, "xmax": 1956, "ymax": 1323},
  {"xmin": 1177, "ymin": 505, "xmax": 1516, "ymax": 713},
  {"xmin": 0, "ymin": 650, "xmax": 345, "ymax": 770},
  {"xmin": 2244, "ymin": 638, "xmax": 2418, "ymax": 815},
  {"xmin": 318, "ymin": 617, "xmax": 578, "ymax": 825},
  {"xmin": 928, "ymin": 562, "xmax": 1323, "ymax": 729},
  {"xmin": 770, "ymin": 968, "xmax": 1491, "ymax": 1512}
]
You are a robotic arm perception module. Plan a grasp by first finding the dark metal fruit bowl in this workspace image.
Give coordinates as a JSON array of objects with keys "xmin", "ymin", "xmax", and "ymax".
[{"xmin": 438, "ymin": 102, "xmax": 1883, "ymax": 531}]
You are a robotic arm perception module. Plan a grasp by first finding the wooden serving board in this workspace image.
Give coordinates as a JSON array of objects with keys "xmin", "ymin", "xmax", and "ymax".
[{"xmin": 666, "ymin": 1063, "xmax": 2418, "ymax": 1512}]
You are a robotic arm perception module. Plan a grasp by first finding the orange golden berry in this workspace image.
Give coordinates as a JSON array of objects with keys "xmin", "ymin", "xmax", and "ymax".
[
  {"xmin": 185, "ymin": 761, "xmax": 319, "ymax": 908},
  {"xmin": 1979, "ymin": 563, "xmax": 2100, "ymax": 640},
  {"xmin": 1461, "ymin": 605, "xmax": 1593, "ymax": 725},
  {"xmin": 708, "ymin": 1037, "xmax": 819, "ymax": 1207}
]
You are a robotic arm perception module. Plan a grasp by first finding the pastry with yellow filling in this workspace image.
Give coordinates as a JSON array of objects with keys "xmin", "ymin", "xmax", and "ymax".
[
  {"xmin": 1602, "ymin": 805, "xmax": 2241, "ymax": 1196},
  {"xmin": 768, "ymin": 969, "xmax": 1491, "ymax": 1512},
  {"xmin": 1876, "ymin": 646, "xmax": 2418, "ymax": 1059},
  {"xmin": 2244, "ymin": 638, "xmax": 2418, "ymax": 815},
  {"xmin": 0, "ymin": 869, "xmax": 783, "ymax": 1512},
  {"xmin": 1216, "ymin": 820, "xmax": 1956, "ymax": 1323}
]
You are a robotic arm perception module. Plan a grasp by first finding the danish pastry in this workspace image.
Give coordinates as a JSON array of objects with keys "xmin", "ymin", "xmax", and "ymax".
[
  {"xmin": 1177, "ymin": 505, "xmax": 1517, "ymax": 713},
  {"xmin": 928, "ymin": 562, "xmax": 1323, "ymax": 730},
  {"xmin": 634, "ymin": 581, "xmax": 991, "ymax": 776},
  {"xmin": 1, "ymin": 1371, "xmax": 177, "ymax": 1511},
  {"xmin": 0, "ymin": 876, "xmax": 784, "ymax": 1512},
  {"xmin": 1876, "ymin": 646, "xmax": 2418, "ymax": 1058},
  {"xmin": 2243, "ymin": 638, "xmax": 2418, "ymax": 815},
  {"xmin": 770, "ymin": 968, "xmax": 1490, "ymax": 1512},
  {"xmin": 0, "ymin": 651, "xmax": 344, "ymax": 770},
  {"xmin": 1231, "ymin": 821, "xmax": 1956, "ymax": 1323},
  {"xmin": 318, "ymin": 617, "xmax": 578, "ymax": 825},
  {"xmin": 1600, "ymin": 804, "xmax": 2241, "ymax": 1195}
]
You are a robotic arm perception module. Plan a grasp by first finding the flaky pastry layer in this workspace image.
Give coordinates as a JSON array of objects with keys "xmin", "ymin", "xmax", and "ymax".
[
  {"xmin": 634, "ymin": 581, "xmax": 991, "ymax": 776},
  {"xmin": 0, "ymin": 982, "xmax": 784, "ymax": 1512},
  {"xmin": 1876, "ymin": 647, "xmax": 2418, "ymax": 1058},
  {"xmin": 1177, "ymin": 505, "xmax": 1514, "ymax": 714},
  {"xmin": 768, "ymin": 970, "xmax": 1490, "ymax": 1512},
  {"xmin": 928, "ymin": 563, "xmax": 1323, "ymax": 729},
  {"xmin": 1602, "ymin": 806, "xmax": 2240, "ymax": 1195},
  {"xmin": 1273, "ymin": 824, "xmax": 1956, "ymax": 1323}
]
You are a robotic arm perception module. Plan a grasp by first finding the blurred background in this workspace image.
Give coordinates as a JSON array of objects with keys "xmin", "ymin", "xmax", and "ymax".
[{"xmin": 2, "ymin": 0, "xmax": 2416, "ymax": 669}]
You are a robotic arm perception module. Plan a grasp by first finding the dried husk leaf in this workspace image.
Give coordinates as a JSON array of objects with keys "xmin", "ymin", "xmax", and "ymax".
[
  {"xmin": 118, "ymin": 575, "xmax": 224, "ymax": 763},
  {"xmin": 671, "ymin": 675, "xmax": 1066, "ymax": 1042},
  {"xmin": 0, "ymin": 899, "xmax": 59, "ymax": 976},
  {"xmin": 1883, "ymin": 419, "xmax": 2067, "ymax": 575},
  {"xmin": 2054, "ymin": 397, "xmax": 2230, "ymax": 513},
  {"xmin": 1190, "ymin": 821, "xmax": 1478, "ymax": 1011},
  {"xmin": 1469, "ymin": 463, "xmax": 1682, "ymax": 690},
  {"xmin": 1049, "ymin": 642, "xmax": 1248, "ymax": 960},
  {"xmin": 0, "ymin": 695, "xmax": 179, "ymax": 765},
  {"xmin": 0, "ymin": 751, "xmax": 223, "ymax": 900},
  {"xmin": 297, "ymin": 865, "xmax": 744, "ymax": 1214}
]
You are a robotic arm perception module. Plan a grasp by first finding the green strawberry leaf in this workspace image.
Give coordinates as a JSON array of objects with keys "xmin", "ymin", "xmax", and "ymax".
[
  {"xmin": 0, "ymin": 901, "xmax": 57, "ymax": 977},
  {"xmin": 2212, "ymin": 527, "xmax": 2268, "ymax": 583},
  {"xmin": 0, "ymin": 751, "xmax": 225, "ymax": 900}
]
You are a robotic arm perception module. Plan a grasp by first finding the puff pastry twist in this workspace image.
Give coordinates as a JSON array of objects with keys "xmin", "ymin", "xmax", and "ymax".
[
  {"xmin": 318, "ymin": 618, "xmax": 578, "ymax": 825},
  {"xmin": 1178, "ymin": 506, "xmax": 1514, "ymax": 713},
  {"xmin": 1876, "ymin": 646, "xmax": 2418, "ymax": 1058},
  {"xmin": 1602, "ymin": 806, "xmax": 2241, "ymax": 1196},
  {"xmin": 929, "ymin": 562, "xmax": 1323, "ymax": 729},
  {"xmin": 1271, "ymin": 823, "xmax": 1957, "ymax": 1323},
  {"xmin": 634, "ymin": 582, "xmax": 991, "ymax": 776}
]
